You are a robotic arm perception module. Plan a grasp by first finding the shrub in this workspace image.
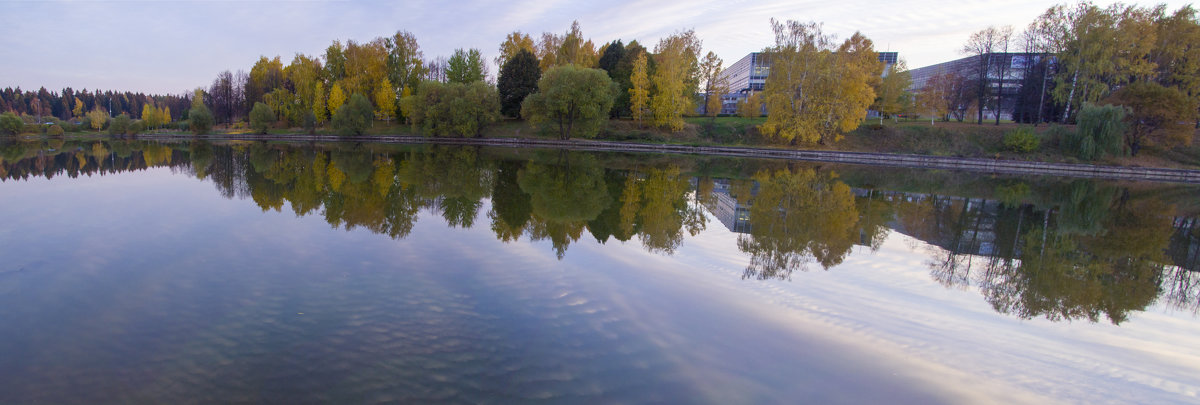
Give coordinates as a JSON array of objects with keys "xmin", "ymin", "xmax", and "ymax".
[
  {"xmin": 249, "ymin": 102, "xmax": 274, "ymax": 134},
  {"xmin": 108, "ymin": 114, "xmax": 131, "ymax": 135},
  {"xmin": 332, "ymin": 93, "xmax": 373, "ymax": 136},
  {"xmin": 1003, "ymin": 127, "xmax": 1040, "ymax": 153},
  {"xmin": 1066, "ymin": 104, "xmax": 1127, "ymax": 161},
  {"xmin": 46, "ymin": 124, "xmax": 64, "ymax": 136},
  {"xmin": 303, "ymin": 111, "xmax": 317, "ymax": 134},
  {"xmin": 128, "ymin": 121, "xmax": 144, "ymax": 135},
  {"xmin": 189, "ymin": 104, "xmax": 214, "ymax": 135},
  {"xmin": 1, "ymin": 112, "xmax": 24, "ymax": 134}
]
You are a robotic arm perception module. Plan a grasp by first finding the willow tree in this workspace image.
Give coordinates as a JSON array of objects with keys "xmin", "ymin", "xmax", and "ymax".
[
  {"xmin": 760, "ymin": 19, "xmax": 882, "ymax": 145},
  {"xmin": 521, "ymin": 65, "xmax": 615, "ymax": 140}
]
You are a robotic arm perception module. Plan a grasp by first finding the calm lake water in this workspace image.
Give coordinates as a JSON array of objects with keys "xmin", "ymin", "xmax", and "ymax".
[{"xmin": 1, "ymin": 139, "xmax": 1198, "ymax": 404}]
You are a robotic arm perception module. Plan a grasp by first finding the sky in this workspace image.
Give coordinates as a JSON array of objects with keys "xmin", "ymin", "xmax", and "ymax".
[{"xmin": 1, "ymin": 0, "xmax": 1194, "ymax": 95}]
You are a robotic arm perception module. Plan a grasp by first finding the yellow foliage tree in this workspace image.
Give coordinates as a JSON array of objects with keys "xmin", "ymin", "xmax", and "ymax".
[
  {"xmin": 629, "ymin": 53, "xmax": 651, "ymax": 126},
  {"xmin": 87, "ymin": 108, "xmax": 108, "ymax": 131},
  {"xmin": 496, "ymin": 31, "xmax": 536, "ymax": 66},
  {"xmin": 760, "ymin": 20, "xmax": 881, "ymax": 145},
  {"xmin": 650, "ymin": 29, "xmax": 702, "ymax": 131},
  {"xmin": 374, "ymin": 78, "xmax": 397, "ymax": 123},
  {"xmin": 328, "ymin": 83, "xmax": 347, "ymax": 115},
  {"xmin": 312, "ymin": 82, "xmax": 327, "ymax": 123},
  {"xmin": 738, "ymin": 93, "xmax": 762, "ymax": 118},
  {"xmin": 72, "ymin": 97, "xmax": 83, "ymax": 117},
  {"xmin": 700, "ymin": 51, "xmax": 730, "ymax": 118}
]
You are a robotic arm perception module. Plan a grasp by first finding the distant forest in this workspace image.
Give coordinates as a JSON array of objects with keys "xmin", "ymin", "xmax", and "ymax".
[{"xmin": 0, "ymin": 87, "xmax": 189, "ymax": 123}]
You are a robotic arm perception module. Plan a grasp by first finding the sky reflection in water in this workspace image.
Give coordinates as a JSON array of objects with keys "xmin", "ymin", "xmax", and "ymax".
[{"xmin": 0, "ymin": 140, "xmax": 1197, "ymax": 403}]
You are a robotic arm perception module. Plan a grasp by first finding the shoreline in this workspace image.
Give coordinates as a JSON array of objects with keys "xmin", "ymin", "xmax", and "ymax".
[{"xmin": 111, "ymin": 132, "xmax": 1200, "ymax": 184}]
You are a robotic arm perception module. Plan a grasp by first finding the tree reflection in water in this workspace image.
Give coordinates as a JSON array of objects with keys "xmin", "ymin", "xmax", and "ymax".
[{"xmin": 2, "ymin": 138, "xmax": 1198, "ymax": 323}]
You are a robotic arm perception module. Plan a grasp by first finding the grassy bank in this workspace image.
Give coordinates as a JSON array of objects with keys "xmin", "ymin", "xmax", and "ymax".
[{"xmin": 14, "ymin": 116, "xmax": 1200, "ymax": 170}]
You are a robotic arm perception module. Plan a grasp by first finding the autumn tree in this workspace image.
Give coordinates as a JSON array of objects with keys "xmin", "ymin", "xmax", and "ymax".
[
  {"xmin": 917, "ymin": 72, "xmax": 960, "ymax": 125},
  {"xmin": 629, "ymin": 53, "xmax": 651, "ymax": 126},
  {"xmin": 86, "ymin": 108, "xmax": 109, "ymax": 131},
  {"xmin": 374, "ymin": 78, "xmax": 397, "ymax": 123},
  {"xmin": 522, "ymin": 65, "xmax": 615, "ymax": 140},
  {"xmin": 328, "ymin": 83, "xmax": 347, "ymax": 116},
  {"xmin": 738, "ymin": 93, "xmax": 762, "ymax": 118},
  {"xmin": 446, "ymin": 48, "xmax": 488, "ymax": 83},
  {"xmin": 285, "ymin": 54, "xmax": 323, "ymax": 121},
  {"xmin": 141, "ymin": 103, "xmax": 159, "ymax": 131},
  {"xmin": 343, "ymin": 39, "xmax": 389, "ymax": 98},
  {"xmin": 1151, "ymin": 6, "xmax": 1200, "ymax": 126},
  {"xmin": 1107, "ymin": 81, "xmax": 1196, "ymax": 155},
  {"xmin": 72, "ymin": 96, "xmax": 83, "ymax": 117},
  {"xmin": 496, "ymin": 31, "xmax": 536, "ymax": 66},
  {"xmin": 761, "ymin": 20, "xmax": 882, "ymax": 145},
  {"xmin": 610, "ymin": 40, "xmax": 650, "ymax": 118},
  {"xmin": 699, "ymin": 51, "xmax": 730, "ymax": 118},
  {"xmin": 555, "ymin": 21, "xmax": 597, "ymax": 67},
  {"xmin": 247, "ymin": 56, "xmax": 285, "ymax": 109},
  {"xmin": 650, "ymin": 29, "xmax": 702, "ymax": 131},
  {"xmin": 312, "ymin": 82, "xmax": 327, "ymax": 123},
  {"xmin": 497, "ymin": 49, "xmax": 541, "ymax": 118},
  {"xmin": 872, "ymin": 59, "xmax": 912, "ymax": 123}
]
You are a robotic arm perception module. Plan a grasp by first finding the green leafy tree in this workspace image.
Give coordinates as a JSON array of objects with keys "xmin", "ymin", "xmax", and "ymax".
[
  {"xmin": 250, "ymin": 102, "xmax": 274, "ymax": 134},
  {"xmin": 333, "ymin": 93, "xmax": 374, "ymax": 136},
  {"xmin": 0, "ymin": 112, "xmax": 22, "ymax": 135},
  {"xmin": 446, "ymin": 48, "xmax": 487, "ymax": 84},
  {"xmin": 497, "ymin": 49, "xmax": 541, "ymax": 118},
  {"xmin": 108, "ymin": 113, "xmax": 131, "ymax": 135},
  {"xmin": 384, "ymin": 30, "xmax": 426, "ymax": 97},
  {"xmin": 406, "ymin": 81, "xmax": 500, "ymax": 137},
  {"xmin": 522, "ymin": 65, "xmax": 615, "ymax": 140}
]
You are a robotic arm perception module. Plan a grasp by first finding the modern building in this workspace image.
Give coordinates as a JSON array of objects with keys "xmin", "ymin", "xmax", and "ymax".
[
  {"xmin": 907, "ymin": 52, "xmax": 1049, "ymax": 121},
  {"xmin": 711, "ymin": 51, "xmax": 900, "ymax": 115}
]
